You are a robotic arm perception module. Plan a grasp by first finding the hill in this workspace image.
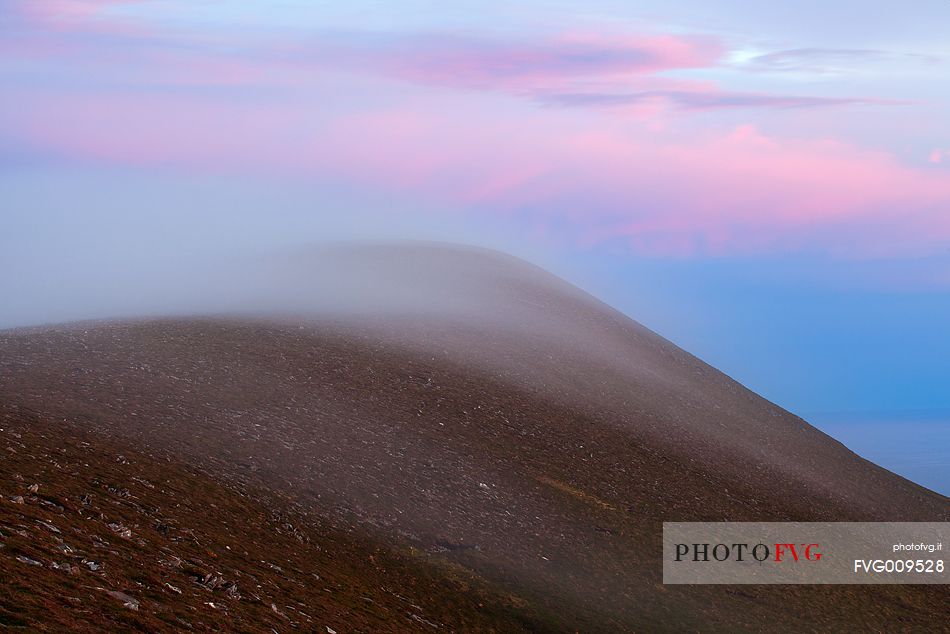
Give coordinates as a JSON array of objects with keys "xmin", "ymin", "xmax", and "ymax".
[{"xmin": 1, "ymin": 243, "xmax": 946, "ymax": 631}]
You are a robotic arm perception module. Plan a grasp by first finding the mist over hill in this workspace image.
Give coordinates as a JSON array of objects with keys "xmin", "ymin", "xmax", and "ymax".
[{"xmin": 1, "ymin": 243, "xmax": 947, "ymax": 631}]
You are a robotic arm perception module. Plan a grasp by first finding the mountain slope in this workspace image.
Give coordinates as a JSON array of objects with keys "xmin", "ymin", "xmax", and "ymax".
[
  {"xmin": 0, "ymin": 405, "xmax": 535, "ymax": 632},
  {"xmin": 1, "ymin": 243, "xmax": 947, "ymax": 631}
]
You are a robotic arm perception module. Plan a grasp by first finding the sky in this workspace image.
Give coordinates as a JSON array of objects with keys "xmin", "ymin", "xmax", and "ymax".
[{"xmin": 2, "ymin": 0, "xmax": 949, "ymax": 444}]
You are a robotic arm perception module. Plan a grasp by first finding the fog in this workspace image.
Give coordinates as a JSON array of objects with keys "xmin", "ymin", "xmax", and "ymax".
[
  {"xmin": 0, "ymin": 168, "xmax": 565, "ymax": 330},
  {"xmin": 0, "ymin": 171, "xmax": 653, "ymax": 423},
  {"xmin": 5, "ymin": 169, "xmax": 949, "ymax": 501},
  {"xmin": 0, "ymin": 168, "xmax": 693, "ymax": 464},
  {"xmin": 2, "ymin": 168, "xmax": 677, "ymax": 439}
]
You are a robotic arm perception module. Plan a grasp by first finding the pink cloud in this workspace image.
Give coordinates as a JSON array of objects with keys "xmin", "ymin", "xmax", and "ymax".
[
  {"xmin": 8, "ymin": 0, "xmax": 139, "ymax": 30},
  {"xmin": 354, "ymin": 32, "xmax": 723, "ymax": 91},
  {"xmin": 3, "ymin": 5, "xmax": 721, "ymax": 86},
  {"xmin": 6, "ymin": 81, "xmax": 946, "ymax": 258},
  {"xmin": 1, "ymin": 4, "xmax": 945, "ymax": 259},
  {"xmin": 540, "ymin": 89, "xmax": 894, "ymax": 111},
  {"xmin": 0, "ymin": 4, "xmax": 893, "ymax": 122},
  {"xmin": 558, "ymin": 124, "xmax": 950, "ymax": 255},
  {"xmin": 276, "ymin": 32, "xmax": 882, "ymax": 112}
]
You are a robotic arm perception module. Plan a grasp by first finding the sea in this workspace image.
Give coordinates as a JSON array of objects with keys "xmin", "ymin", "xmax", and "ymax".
[{"xmin": 810, "ymin": 409, "xmax": 950, "ymax": 498}]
